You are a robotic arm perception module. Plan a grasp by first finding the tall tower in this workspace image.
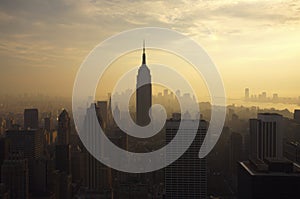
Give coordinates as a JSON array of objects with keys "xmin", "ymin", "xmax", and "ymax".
[{"xmin": 136, "ymin": 41, "xmax": 152, "ymax": 126}]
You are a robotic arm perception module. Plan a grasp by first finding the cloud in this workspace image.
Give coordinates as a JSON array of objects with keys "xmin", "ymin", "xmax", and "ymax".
[{"xmin": 0, "ymin": 0, "xmax": 300, "ymax": 96}]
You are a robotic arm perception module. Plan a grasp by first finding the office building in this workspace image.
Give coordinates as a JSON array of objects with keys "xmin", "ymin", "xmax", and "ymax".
[
  {"xmin": 24, "ymin": 108, "xmax": 39, "ymax": 130},
  {"xmin": 249, "ymin": 113, "xmax": 283, "ymax": 160},
  {"xmin": 1, "ymin": 152, "xmax": 29, "ymax": 199},
  {"xmin": 165, "ymin": 114, "xmax": 207, "ymax": 199},
  {"xmin": 238, "ymin": 158, "xmax": 300, "ymax": 199}
]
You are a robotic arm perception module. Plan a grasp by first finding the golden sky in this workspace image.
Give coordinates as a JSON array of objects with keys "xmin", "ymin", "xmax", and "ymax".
[{"xmin": 1, "ymin": 0, "xmax": 300, "ymax": 100}]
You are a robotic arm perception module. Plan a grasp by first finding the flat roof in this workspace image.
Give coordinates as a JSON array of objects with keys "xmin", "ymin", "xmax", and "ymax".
[{"xmin": 239, "ymin": 161, "xmax": 300, "ymax": 177}]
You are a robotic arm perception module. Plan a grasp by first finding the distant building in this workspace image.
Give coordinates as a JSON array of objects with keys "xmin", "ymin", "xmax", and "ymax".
[
  {"xmin": 1, "ymin": 152, "xmax": 29, "ymax": 199},
  {"xmin": 136, "ymin": 42, "xmax": 152, "ymax": 126},
  {"xmin": 273, "ymin": 93, "xmax": 279, "ymax": 101},
  {"xmin": 24, "ymin": 108, "xmax": 39, "ymax": 130},
  {"xmin": 249, "ymin": 113, "xmax": 283, "ymax": 160},
  {"xmin": 165, "ymin": 114, "xmax": 207, "ymax": 199},
  {"xmin": 245, "ymin": 88, "xmax": 249, "ymax": 100},
  {"xmin": 238, "ymin": 158, "xmax": 300, "ymax": 199}
]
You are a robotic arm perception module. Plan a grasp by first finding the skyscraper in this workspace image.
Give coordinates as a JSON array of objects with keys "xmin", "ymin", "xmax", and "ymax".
[
  {"xmin": 82, "ymin": 103, "xmax": 112, "ymax": 192},
  {"xmin": 55, "ymin": 109, "xmax": 71, "ymax": 174},
  {"xmin": 250, "ymin": 113, "xmax": 283, "ymax": 160},
  {"xmin": 1, "ymin": 152, "xmax": 29, "ymax": 199},
  {"xmin": 55, "ymin": 109, "xmax": 72, "ymax": 199},
  {"xmin": 165, "ymin": 114, "xmax": 207, "ymax": 199},
  {"xmin": 24, "ymin": 108, "xmax": 38, "ymax": 130},
  {"xmin": 5, "ymin": 129, "xmax": 44, "ymax": 193},
  {"xmin": 136, "ymin": 42, "xmax": 152, "ymax": 126},
  {"xmin": 57, "ymin": 109, "xmax": 70, "ymax": 145}
]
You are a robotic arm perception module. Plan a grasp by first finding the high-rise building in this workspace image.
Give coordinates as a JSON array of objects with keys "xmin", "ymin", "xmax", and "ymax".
[
  {"xmin": 136, "ymin": 42, "xmax": 152, "ymax": 126},
  {"xmin": 5, "ymin": 129, "xmax": 44, "ymax": 193},
  {"xmin": 55, "ymin": 145, "xmax": 71, "ymax": 174},
  {"xmin": 238, "ymin": 158, "xmax": 300, "ymax": 199},
  {"xmin": 229, "ymin": 132, "xmax": 243, "ymax": 191},
  {"xmin": 24, "ymin": 108, "xmax": 38, "ymax": 130},
  {"xmin": 82, "ymin": 103, "xmax": 112, "ymax": 191},
  {"xmin": 249, "ymin": 113, "xmax": 283, "ymax": 160},
  {"xmin": 245, "ymin": 88, "xmax": 249, "ymax": 100},
  {"xmin": 54, "ymin": 109, "xmax": 72, "ymax": 198},
  {"xmin": 1, "ymin": 152, "xmax": 29, "ymax": 199},
  {"xmin": 0, "ymin": 137, "xmax": 10, "ymax": 180},
  {"xmin": 57, "ymin": 109, "xmax": 70, "ymax": 145},
  {"xmin": 165, "ymin": 114, "xmax": 207, "ymax": 199},
  {"xmin": 55, "ymin": 109, "xmax": 71, "ymax": 174},
  {"xmin": 5, "ymin": 129, "xmax": 43, "ymax": 160}
]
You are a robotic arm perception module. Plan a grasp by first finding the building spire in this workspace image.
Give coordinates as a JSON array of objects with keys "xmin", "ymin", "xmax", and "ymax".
[{"xmin": 142, "ymin": 40, "xmax": 146, "ymax": 65}]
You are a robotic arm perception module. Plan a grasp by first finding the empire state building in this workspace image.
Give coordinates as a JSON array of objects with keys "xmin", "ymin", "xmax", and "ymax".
[{"xmin": 136, "ymin": 42, "xmax": 152, "ymax": 126}]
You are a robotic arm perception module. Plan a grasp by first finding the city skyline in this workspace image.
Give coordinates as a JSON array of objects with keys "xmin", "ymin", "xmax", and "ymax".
[{"xmin": 1, "ymin": 1, "xmax": 300, "ymax": 198}]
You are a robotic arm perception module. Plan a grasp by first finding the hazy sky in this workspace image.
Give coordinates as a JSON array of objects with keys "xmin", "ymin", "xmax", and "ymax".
[{"xmin": 1, "ymin": 0, "xmax": 300, "ymax": 100}]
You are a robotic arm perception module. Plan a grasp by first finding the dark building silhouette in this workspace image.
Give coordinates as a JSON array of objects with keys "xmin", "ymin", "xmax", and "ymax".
[
  {"xmin": 229, "ymin": 132, "xmax": 243, "ymax": 191},
  {"xmin": 5, "ymin": 129, "xmax": 44, "ymax": 194},
  {"xmin": 57, "ymin": 109, "xmax": 70, "ymax": 145},
  {"xmin": 0, "ymin": 183, "xmax": 9, "ymax": 199},
  {"xmin": 55, "ymin": 109, "xmax": 71, "ymax": 174},
  {"xmin": 55, "ymin": 109, "xmax": 72, "ymax": 199},
  {"xmin": 1, "ymin": 152, "xmax": 29, "ymax": 199},
  {"xmin": 237, "ymin": 112, "xmax": 300, "ymax": 198},
  {"xmin": 238, "ymin": 158, "xmax": 300, "ymax": 199},
  {"xmin": 294, "ymin": 109, "xmax": 300, "ymax": 123},
  {"xmin": 165, "ymin": 114, "xmax": 207, "ymax": 199},
  {"xmin": 24, "ymin": 108, "xmax": 39, "ymax": 130},
  {"xmin": 5, "ymin": 129, "xmax": 43, "ymax": 160},
  {"xmin": 0, "ymin": 137, "xmax": 10, "ymax": 180},
  {"xmin": 136, "ymin": 42, "xmax": 152, "ymax": 126}
]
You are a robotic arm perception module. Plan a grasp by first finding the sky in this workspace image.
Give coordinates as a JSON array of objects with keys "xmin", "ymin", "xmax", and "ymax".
[{"xmin": 1, "ymin": 0, "xmax": 300, "ymax": 100}]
